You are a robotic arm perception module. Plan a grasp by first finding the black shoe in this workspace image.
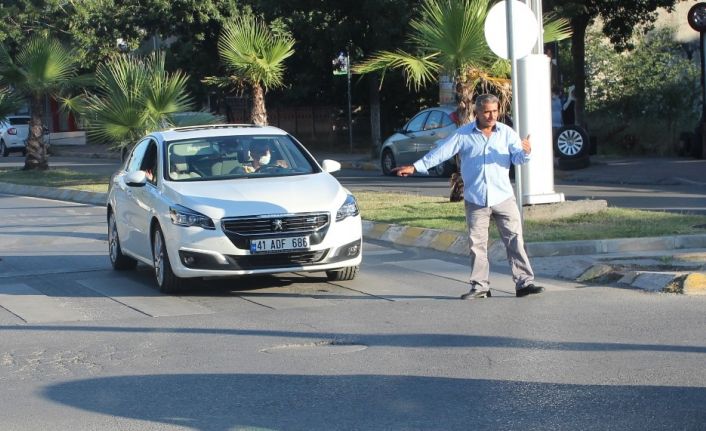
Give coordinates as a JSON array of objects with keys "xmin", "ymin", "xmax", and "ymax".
[
  {"xmin": 515, "ymin": 284, "xmax": 544, "ymax": 297},
  {"xmin": 460, "ymin": 289, "xmax": 491, "ymax": 300}
]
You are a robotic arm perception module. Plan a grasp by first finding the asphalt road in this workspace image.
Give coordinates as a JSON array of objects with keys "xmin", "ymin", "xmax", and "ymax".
[{"xmin": 2, "ymin": 193, "xmax": 706, "ymax": 430}]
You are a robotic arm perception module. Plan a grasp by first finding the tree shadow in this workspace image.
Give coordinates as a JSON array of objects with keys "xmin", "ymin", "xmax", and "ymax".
[{"xmin": 43, "ymin": 373, "xmax": 706, "ymax": 431}]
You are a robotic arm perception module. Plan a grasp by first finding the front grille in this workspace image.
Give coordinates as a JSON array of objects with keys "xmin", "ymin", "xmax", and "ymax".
[
  {"xmin": 226, "ymin": 250, "xmax": 328, "ymax": 269},
  {"xmin": 222, "ymin": 212, "xmax": 330, "ymax": 249}
]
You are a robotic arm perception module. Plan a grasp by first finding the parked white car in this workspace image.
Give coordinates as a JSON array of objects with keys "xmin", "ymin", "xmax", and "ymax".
[
  {"xmin": 0, "ymin": 115, "xmax": 30, "ymax": 157},
  {"xmin": 107, "ymin": 124, "xmax": 362, "ymax": 293}
]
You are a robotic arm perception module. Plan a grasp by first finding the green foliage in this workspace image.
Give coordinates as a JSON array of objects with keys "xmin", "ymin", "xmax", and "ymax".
[
  {"xmin": 0, "ymin": 35, "xmax": 80, "ymax": 98},
  {"xmin": 585, "ymin": 27, "xmax": 699, "ymax": 154},
  {"xmin": 215, "ymin": 15, "xmax": 295, "ymax": 91},
  {"xmin": 77, "ymin": 52, "xmax": 219, "ymax": 149},
  {"xmin": 0, "ymin": 88, "xmax": 22, "ymax": 118}
]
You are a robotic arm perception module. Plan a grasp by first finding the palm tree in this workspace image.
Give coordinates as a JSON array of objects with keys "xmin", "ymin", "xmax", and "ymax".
[
  {"xmin": 204, "ymin": 15, "xmax": 295, "ymax": 126},
  {"xmin": 69, "ymin": 52, "xmax": 219, "ymax": 155},
  {"xmin": 355, "ymin": 0, "xmax": 571, "ymax": 125},
  {"xmin": 0, "ymin": 35, "xmax": 82, "ymax": 170}
]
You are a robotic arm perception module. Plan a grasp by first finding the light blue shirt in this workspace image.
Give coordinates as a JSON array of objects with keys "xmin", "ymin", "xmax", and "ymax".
[{"xmin": 413, "ymin": 121, "xmax": 530, "ymax": 207}]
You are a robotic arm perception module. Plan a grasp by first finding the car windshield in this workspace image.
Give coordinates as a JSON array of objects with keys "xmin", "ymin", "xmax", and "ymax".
[{"xmin": 165, "ymin": 134, "xmax": 318, "ymax": 181}]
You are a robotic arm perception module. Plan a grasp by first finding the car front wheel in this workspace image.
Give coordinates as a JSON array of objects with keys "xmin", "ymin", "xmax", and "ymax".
[
  {"xmin": 152, "ymin": 225, "xmax": 185, "ymax": 293},
  {"xmin": 432, "ymin": 161, "xmax": 454, "ymax": 177},
  {"xmin": 326, "ymin": 266, "xmax": 359, "ymax": 281},
  {"xmin": 381, "ymin": 150, "xmax": 396, "ymax": 176},
  {"xmin": 1, "ymin": 141, "xmax": 8, "ymax": 157},
  {"xmin": 108, "ymin": 211, "xmax": 137, "ymax": 270}
]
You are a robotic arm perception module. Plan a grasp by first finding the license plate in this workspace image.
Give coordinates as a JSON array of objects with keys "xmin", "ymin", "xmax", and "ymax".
[{"xmin": 250, "ymin": 236, "xmax": 309, "ymax": 253}]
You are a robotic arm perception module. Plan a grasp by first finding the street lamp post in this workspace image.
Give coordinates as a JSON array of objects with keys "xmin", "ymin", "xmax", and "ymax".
[
  {"xmin": 688, "ymin": 2, "xmax": 706, "ymax": 158},
  {"xmin": 332, "ymin": 44, "xmax": 354, "ymax": 153}
]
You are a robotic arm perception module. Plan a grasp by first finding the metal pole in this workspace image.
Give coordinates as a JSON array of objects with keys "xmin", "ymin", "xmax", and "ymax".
[
  {"xmin": 347, "ymin": 47, "xmax": 353, "ymax": 153},
  {"xmin": 701, "ymin": 32, "xmax": 706, "ymax": 159},
  {"xmin": 506, "ymin": 0, "xmax": 524, "ymax": 220}
]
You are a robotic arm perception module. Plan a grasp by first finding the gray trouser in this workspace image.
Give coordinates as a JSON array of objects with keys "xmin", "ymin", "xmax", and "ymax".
[{"xmin": 464, "ymin": 197, "xmax": 534, "ymax": 290}]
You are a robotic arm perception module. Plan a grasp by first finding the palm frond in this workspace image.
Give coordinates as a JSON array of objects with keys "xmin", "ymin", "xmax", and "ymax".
[
  {"xmin": 411, "ymin": 0, "xmax": 492, "ymax": 72},
  {"xmin": 354, "ymin": 50, "xmax": 441, "ymax": 91},
  {"xmin": 82, "ymin": 52, "xmax": 196, "ymax": 149},
  {"xmin": 542, "ymin": 13, "xmax": 573, "ymax": 44},
  {"xmin": 0, "ymin": 87, "xmax": 22, "ymax": 118},
  {"xmin": 218, "ymin": 15, "xmax": 295, "ymax": 91},
  {"xmin": 15, "ymin": 36, "xmax": 78, "ymax": 95}
]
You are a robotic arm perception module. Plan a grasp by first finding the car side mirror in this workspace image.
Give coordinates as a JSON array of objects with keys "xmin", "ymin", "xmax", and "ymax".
[
  {"xmin": 125, "ymin": 170, "xmax": 147, "ymax": 187},
  {"xmin": 321, "ymin": 159, "xmax": 341, "ymax": 173}
]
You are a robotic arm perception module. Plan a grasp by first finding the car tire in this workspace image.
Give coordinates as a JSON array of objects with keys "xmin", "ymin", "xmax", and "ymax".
[
  {"xmin": 554, "ymin": 125, "xmax": 589, "ymax": 159},
  {"xmin": 381, "ymin": 149, "xmax": 396, "ymax": 176},
  {"xmin": 432, "ymin": 161, "xmax": 454, "ymax": 177},
  {"xmin": 1, "ymin": 141, "xmax": 8, "ymax": 157},
  {"xmin": 326, "ymin": 265, "xmax": 359, "ymax": 281},
  {"xmin": 557, "ymin": 155, "xmax": 590, "ymax": 171},
  {"xmin": 152, "ymin": 225, "xmax": 185, "ymax": 293},
  {"xmin": 108, "ymin": 211, "xmax": 137, "ymax": 270}
]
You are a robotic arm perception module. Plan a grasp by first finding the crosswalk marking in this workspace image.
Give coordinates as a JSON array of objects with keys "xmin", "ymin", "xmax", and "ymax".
[
  {"xmin": 0, "ymin": 284, "xmax": 88, "ymax": 323},
  {"xmin": 77, "ymin": 278, "xmax": 214, "ymax": 318},
  {"xmin": 390, "ymin": 259, "xmax": 470, "ymax": 284}
]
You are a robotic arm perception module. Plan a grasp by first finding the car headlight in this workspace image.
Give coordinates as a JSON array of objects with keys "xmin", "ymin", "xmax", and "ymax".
[
  {"xmin": 169, "ymin": 205, "xmax": 215, "ymax": 229},
  {"xmin": 336, "ymin": 194, "xmax": 359, "ymax": 222}
]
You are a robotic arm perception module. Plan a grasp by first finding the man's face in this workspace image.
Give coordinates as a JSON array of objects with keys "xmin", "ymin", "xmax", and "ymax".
[{"xmin": 475, "ymin": 102, "xmax": 499, "ymax": 129}]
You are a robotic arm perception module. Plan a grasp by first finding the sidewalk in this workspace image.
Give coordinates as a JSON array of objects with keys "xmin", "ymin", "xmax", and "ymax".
[{"xmin": 12, "ymin": 145, "xmax": 706, "ymax": 294}]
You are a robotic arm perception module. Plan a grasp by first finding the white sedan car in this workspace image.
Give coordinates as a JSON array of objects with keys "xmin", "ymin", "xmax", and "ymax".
[
  {"xmin": 107, "ymin": 124, "xmax": 362, "ymax": 293},
  {"xmin": 1, "ymin": 115, "xmax": 30, "ymax": 157}
]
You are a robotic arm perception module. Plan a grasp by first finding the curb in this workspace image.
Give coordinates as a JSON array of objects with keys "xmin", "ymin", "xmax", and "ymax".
[{"xmin": 3, "ymin": 182, "xmax": 705, "ymax": 295}]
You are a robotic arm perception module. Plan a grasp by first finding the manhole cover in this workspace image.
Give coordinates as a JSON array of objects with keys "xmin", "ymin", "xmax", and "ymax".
[{"xmin": 261, "ymin": 340, "xmax": 367, "ymax": 356}]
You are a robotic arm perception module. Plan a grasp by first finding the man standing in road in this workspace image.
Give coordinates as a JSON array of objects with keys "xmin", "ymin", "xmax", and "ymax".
[{"xmin": 392, "ymin": 94, "xmax": 544, "ymax": 299}]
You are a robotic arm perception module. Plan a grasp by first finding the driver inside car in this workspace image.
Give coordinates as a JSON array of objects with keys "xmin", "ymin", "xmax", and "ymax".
[{"xmin": 244, "ymin": 141, "xmax": 289, "ymax": 173}]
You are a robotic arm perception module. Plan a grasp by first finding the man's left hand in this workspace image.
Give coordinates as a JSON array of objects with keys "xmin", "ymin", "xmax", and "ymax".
[{"xmin": 522, "ymin": 135, "xmax": 531, "ymax": 154}]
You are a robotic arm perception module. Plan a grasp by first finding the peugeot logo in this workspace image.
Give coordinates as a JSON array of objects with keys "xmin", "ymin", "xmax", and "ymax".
[{"xmin": 271, "ymin": 219, "xmax": 284, "ymax": 232}]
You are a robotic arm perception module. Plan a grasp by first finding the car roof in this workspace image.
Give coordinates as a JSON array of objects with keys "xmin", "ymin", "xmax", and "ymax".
[
  {"xmin": 423, "ymin": 105, "xmax": 456, "ymax": 114},
  {"xmin": 153, "ymin": 124, "xmax": 289, "ymax": 142}
]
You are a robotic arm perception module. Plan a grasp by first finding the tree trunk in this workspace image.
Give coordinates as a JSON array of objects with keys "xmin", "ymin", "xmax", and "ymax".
[
  {"xmin": 23, "ymin": 95, "xmax": 48, "ymax": 171},
  {"xmin": 455, "ymin": 79, "xmax": 474, "ymax": 126},
  {"xmin": 250, "ymin": 84, "xmax": 268, "ymax": 126},
  {"xmin": 369, "ymin": 74, "xmax": 382, "ymax": 159},
  {"xmin": 571, "ymin": 14, "xmax": 589, "ymax": 128}
]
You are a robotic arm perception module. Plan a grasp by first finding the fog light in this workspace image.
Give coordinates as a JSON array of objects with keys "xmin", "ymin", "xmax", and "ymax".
[
  {"xmin": 182, "ymin": 255, "xmax": 197, "ymax": 266},
  {"xmin": 347, "ymin": 244, "xmax": 360, "ymax": 257}
]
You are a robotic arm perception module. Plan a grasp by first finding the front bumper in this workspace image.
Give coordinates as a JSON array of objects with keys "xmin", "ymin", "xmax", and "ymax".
[{"xmin": 164, "ymin": 215, "xmax": 363, "ymax": 278}]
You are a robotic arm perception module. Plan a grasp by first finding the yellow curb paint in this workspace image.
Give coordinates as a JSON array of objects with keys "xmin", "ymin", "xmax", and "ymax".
[
  {"xmin": 366, "ymin": 223, "xmax": 391, "ymax": 239},
  {"xmin": 397, "ymin": 227, "xmax": 426, "ymax": 246},
  {"xmin": 431, "ymin": 231, "xmax": 460, "ymax": 252},
  {"xmin": 683, "ymin": 273, "xmax": 706, "ymax": 295}
]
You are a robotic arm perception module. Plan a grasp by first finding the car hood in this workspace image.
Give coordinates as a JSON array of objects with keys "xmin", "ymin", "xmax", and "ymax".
[{"xmin": 162, "ymin": 173, "xmax": 347, "ymax": 219}]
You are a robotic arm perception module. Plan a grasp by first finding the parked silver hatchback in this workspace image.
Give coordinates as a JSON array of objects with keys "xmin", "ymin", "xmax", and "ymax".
[{"xmin": 380, "ymin": 106, "xmax": 458, "ymax": 177}]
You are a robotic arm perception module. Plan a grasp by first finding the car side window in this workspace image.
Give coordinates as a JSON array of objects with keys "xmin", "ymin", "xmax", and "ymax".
[
  {"xmin": 440, "ymin": 112, "xmax": 455, "ymax": 128},
  {"xmin": 140, "ymin": 140, "xmax": 159, "ymax": 185},
  {"xmin": 126, "ymin": 140, "xmax": 150, "ymax": 173},
  {"xmin": 424, "ymin": 110, "xmax": 443, "ymax": 130},
  {"xmin": 405, "ymin": 112, "xmax": 429, "ymax": 133}
]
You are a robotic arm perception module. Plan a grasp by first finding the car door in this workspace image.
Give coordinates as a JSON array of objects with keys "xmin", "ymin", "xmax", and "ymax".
[
  {"xmin": 413, "ymin": 110, "xmax": 447, "ymax": 157},
  {"xmin": 117, "ymin": 139, "xmax": 159, "ymax": 260},
  {"xmin": 393, "ymin": 111, "xmax": 429, "ymax": 165}
]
